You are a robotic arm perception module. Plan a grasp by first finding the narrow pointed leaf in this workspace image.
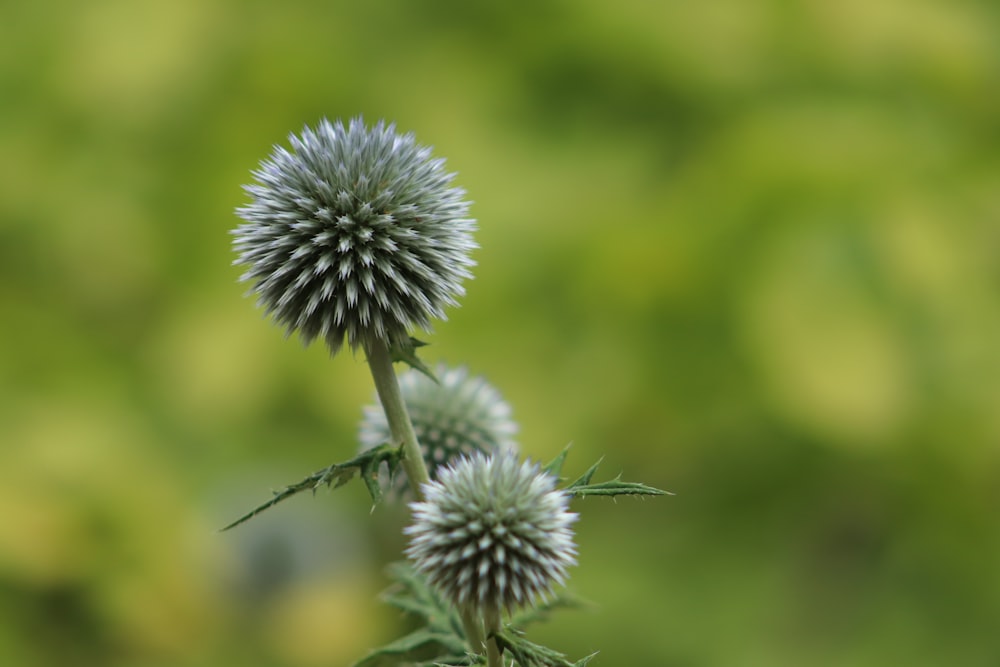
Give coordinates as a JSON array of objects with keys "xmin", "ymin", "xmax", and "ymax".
[
  {"xmin": 220, "ymin": 443, "xmax": 402, "ymax": 530},
  {"xmin": 566, "ymin": 475, "xmax": 671, "ymax": 499},
  {"xmin": 565, "ymin": 457, "xmax": 603, "ymax": 489},
  {"xmin": 423, "ymin": 656, "xmax": 483, "ymax": 667},
  {"xmin": 391, "ymin": 336, "xmax": 439, "ymax": 383},
  {"xmin": 379, "ymin": 562, "xmax": 468, "ymax": 650},
  {"xmin": 352, "ymin": 629, "xmax": 461, "ymax": 667},
  {"xmin": 492, "ymin": 627, "xmax": 588, "ymax": 667},
  {"xmin": 543, "ymin": 444, "xmax": 572, "ymax": 478}
]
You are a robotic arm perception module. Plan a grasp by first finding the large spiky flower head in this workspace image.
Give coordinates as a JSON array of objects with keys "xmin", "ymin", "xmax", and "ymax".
[
  {"xmin": 233, "ymin": 117, "xmax": 476, "ymax": 355},
  {"xmin": 405, "ymin": 453, "xmax": 578, "ymax": 616},
  {"xmin": 359, "ymin": 364, "xmax": 518, "ymax": 492}
]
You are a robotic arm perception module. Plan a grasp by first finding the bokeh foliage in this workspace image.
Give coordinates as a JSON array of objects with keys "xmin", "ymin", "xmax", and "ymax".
[{"xmin": 1, "ymin": 0, "xmax": 998, "ymax": 665}]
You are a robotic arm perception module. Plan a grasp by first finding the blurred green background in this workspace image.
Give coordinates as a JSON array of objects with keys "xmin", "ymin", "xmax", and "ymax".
[{"xmin": 2, "ymin": 0, "xmax": 998, "ymax": 665}]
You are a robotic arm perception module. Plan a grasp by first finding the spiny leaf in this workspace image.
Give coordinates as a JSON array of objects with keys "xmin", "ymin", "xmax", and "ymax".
[
  {"xmin": 565, "ymin": 457, "xmax": 603, "ymax": 489},
  {"xmin": 357, "ymin": 563, "xmax": 476, "ymax": 667},
  {"xmin": 381, "ymin": 562, "xmax": 467, "ymax": 645},
  {"xmin": 352, "ymin": 629, "xmax": 465, "ymax": 667},
  {"xmin": 491, "ymin": 627, "xmax": 595, "ymax": 667},
  {"xmin": 220, "ymin": 443, "xmax": 402, "ymax": 531},
  {"xmin": 550, "ymin": 453, "xmax": 670, "ymax": 500},
  {"xmin": 557, "ymin": 455, "xmax": 671, "ymax": 500},
  {"xmin": 543, "ymin": 444, "xmax": 572, "ymax": 479},
  {"xmin": 423, "ymin": 656, "xmax": 484, "ymax": 667},
  {"xmin": 391, "ymin": 336, "xmax": 439, "ymax": 383},
  {"xmin": 360, "ymin": 453, "xmax": 386, "ymax": 506},
  {"xmin": 566, "ymin": 474, "xmax": 671, "ymax": 499},
  {"xmin": 424, "ymin": 657, "xmax": 483, "ymax": 667}
]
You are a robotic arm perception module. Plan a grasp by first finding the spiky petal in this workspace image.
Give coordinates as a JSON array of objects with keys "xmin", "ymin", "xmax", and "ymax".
[
  {"xmin": 405, "ymin": 453, "xmax": 578, "ymax": 616},
  {"xmin": 233, "ymin": 118, "xmax": 476, "ymax": 355}
]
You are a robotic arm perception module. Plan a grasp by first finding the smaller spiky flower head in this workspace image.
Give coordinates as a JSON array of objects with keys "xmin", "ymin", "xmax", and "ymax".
[
  {"xmin": 359, "ymin": 364, "xmax": 518, "ymax": 491},
  {"xmin": 233, "ymin": 118, "xmax": 476, "ymax": 355},
  {"xmin": 405, "ymin": 453, "xmax": 577, "ymax": 616}
]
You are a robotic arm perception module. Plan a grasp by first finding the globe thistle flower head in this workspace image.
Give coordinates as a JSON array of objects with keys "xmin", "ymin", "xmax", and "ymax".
[
  {"xmin": 233, "ymin": 117, "xmax": 476, "ymax": 355},
  {"xmin": 405, "ymin": 453, "xmax": 577, "ymax": 616},
  {"xmin": 359, "ymin": 364, "xmax": 518, "ymax": 494}
]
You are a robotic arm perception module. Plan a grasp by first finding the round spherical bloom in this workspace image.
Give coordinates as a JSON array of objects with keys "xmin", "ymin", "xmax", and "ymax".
[
  {"xmin": 359, "ymin": 364, "xmax": 518, "ymax": 492},
  {"xmin": 404, "ymin": 453, "xmax": 577, "ymax": 616},
  {"xmin": 233, "ymin": 117, "xmax": 476, "ymax": 355}
]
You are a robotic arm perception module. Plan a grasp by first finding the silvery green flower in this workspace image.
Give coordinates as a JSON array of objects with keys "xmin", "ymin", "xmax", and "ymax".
[
  {"xmin": 359, "ymin": 364, "xmax": 518, "ymax": 490},
  {"xmin": 405, "ymin": 453, "xmax": 577, "ymax": 616},
  {"xmin": 233, "ymin": 118, "xmax": 476, "ymax": 355}
]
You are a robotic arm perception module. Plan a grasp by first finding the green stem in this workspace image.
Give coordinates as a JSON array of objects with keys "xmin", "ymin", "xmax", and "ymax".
[
  {"xmin": 365, "ymin": 338, "xmax": 431, "ymax": 501},
  {"xmin": 484, "ymin": 608, "xmax": 503, "ymax": 667},
  {"xmin": 461, "ymin": 609, "xmax": 486, "ymax": 659}
]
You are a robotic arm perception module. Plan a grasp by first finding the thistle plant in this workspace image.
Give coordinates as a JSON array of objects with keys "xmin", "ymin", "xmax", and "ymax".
[{"xmin": 227, "ymin": 116, "xmax": 667, "ymax": 667}]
